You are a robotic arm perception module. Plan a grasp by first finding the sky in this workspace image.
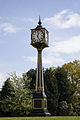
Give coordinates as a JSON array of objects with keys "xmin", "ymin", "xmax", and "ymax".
[{"xmin": 0, "ymin": 0, "xmax": 80, "ymax": 88}]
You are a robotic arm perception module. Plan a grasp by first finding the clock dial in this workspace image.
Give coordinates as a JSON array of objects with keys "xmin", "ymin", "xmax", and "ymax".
[{"xmin": 32, "ymin": 30, "xmax": 43, "ymax": 42}]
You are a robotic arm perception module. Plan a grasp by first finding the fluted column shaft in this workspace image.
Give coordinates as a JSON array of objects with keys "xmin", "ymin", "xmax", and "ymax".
[{"xmin": 35, "ymin": 49, "xmax": 44, "ymax": 92}]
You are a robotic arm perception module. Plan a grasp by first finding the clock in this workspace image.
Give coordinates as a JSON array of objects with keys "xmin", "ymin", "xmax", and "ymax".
[
  {"xmin": 31, "ymin": 23, "xmax": 49, "ymax": 49},
  {"xmin": 32, "ymin": 30, "xmax": 44, "ymax": 43}
]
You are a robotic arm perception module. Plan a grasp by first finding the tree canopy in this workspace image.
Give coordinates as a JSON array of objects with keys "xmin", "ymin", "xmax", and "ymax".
[
  {"xmin": 0, "ymin": 60, "xmax": 80, "ymax": 116},
  {"xmin": 0, "ymin": 73, "xmax": 32, "ymax": 116}
]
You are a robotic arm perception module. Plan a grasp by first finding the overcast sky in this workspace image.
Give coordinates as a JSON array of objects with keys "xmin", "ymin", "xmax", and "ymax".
[{"xmin": 0, "ymin": 0, "xmax": 80, "ymax": 88}]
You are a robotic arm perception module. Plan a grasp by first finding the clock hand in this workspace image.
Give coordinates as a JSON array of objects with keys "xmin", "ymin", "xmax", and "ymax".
[{"xmin": 37, "ymin": 33, "xmax": 40, "ymax": 41}]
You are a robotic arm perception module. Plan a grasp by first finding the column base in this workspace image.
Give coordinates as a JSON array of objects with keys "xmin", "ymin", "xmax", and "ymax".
[
  {"xmin": 29, "ymin": 91, "xmax": 51, "ymax": 116},
  {"xmin": 29, "ymin": 109, "xmax": 51, "ymax": 116}
]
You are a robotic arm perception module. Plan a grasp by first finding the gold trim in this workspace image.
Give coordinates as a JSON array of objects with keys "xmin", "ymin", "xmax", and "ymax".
[
  {"xmin": 33, "ymin": 99, "xmax": 42, "ymax": 109},
  {"xmin": 32, "ymin": 98, "xmax": 47, "ymax": 109},
  {"xmin": 37, "ymin": 48, "xmax": 42, "ymax": 50}
]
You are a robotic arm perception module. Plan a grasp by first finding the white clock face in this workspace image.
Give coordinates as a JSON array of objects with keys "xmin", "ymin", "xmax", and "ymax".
[{"xmin": 32, "ymin": 30, "xmax": 43, "ymax": 42}]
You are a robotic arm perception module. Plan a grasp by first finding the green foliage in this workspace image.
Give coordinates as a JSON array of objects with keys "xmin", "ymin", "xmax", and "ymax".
[
  {"xmin": 63, "ymin": 60, "xmax": 80, "ymax": 115},
  {"xmin": 63, "ymin": 60, "xmax": 80, "ymax": 95},
  {"xmin": 0, "ymin": 73, "xmax": 32, "ymax": 116},
  {"xmin": 58, "ymin": 101, "xmax": 68, "ymax": 116},
  {"xmin": 0, "ymin": 78, "xmax": 15, "ymax": 100},
  {"xmin": 57, "ymin": 101, "xmax": 75, "ymax": 116},
  {"xmin": 54, "ymin": 67, "xmax": 74, "ymax": 103},
  {"xmin": 0, "ymin": 60, "xmax": 80, "ymax": 116},
  {"xmin": 54, "ymin": 67, "xmax": 76, "ymax": 115},
  {"xmin": 25, "ymin": 69, "xmax": 36, "ymax": 90},
  {"xmin": 44, "ymin": 68, "xmax": 59, "ymax": 115}
]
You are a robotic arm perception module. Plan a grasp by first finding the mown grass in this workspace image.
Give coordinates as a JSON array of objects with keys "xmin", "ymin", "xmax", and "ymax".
[{"xmin": 0, "ymin": 116, "xmax": 80, "ymax": 120}]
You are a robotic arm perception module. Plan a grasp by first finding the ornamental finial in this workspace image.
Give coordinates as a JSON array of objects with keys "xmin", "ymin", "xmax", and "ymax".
[{"xmin": 38, "ymin": 16, "xmax": 42, "ymax": 26}]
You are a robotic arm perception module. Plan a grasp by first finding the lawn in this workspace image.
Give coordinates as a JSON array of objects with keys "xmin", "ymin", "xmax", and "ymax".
[{"xmin": 0, "ymin": 116, "xmax": 80, "ymax": 120}]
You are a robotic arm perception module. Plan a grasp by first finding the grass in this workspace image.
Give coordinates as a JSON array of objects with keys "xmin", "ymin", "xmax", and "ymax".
[{"xmin": 0, "ymin": 116, "xmax": 80, "ymax": 120}]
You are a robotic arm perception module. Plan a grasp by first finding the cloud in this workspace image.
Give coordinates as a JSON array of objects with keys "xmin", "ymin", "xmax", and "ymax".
[
  {"xmin": 26, "ymin": 56, "xmax": 37, "ymax": 63},
  {"xmin": 49, "ymin": 35, "xmax": 80, "ymax": 54},
  {"xmin": 25, "ymin": 55, "xmax": 65, "ymax": 67},
  {"xmin": 0, "ymin": 73, "xmax": 6, "ymax": 89},
  {"xmin": 0, "ymin": 16, "xmax": 2, "ymax": 19},
  {"xmin": 44, "ymin": 9, "xmax": 80, "ymax": 29},
  {"xmin": 25, "ymin": 35, "xmax": 80, "ymax": 66},
  {"xmin": 0, "ymin": 23, "xmax": 22, "ymax": 33},
  {"xmin": 43, "ymin": 56, "xmax": 64, "ymax": 65}
]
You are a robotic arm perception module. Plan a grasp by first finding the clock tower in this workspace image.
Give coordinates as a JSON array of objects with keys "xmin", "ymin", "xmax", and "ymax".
[{"xmin": 29, "ymin": 17, "xmax": 51, "ymax": 116}]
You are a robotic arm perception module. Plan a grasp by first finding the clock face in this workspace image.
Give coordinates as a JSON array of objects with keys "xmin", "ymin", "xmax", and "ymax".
[{"xmin": 32, "ymin": 30, "xmax": 43, "ymax": 42}]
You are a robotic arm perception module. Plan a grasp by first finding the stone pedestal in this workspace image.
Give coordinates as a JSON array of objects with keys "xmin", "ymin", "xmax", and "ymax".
[{"xmin": 29, "ymin": 91, "xmax": 51, "ymax": 116}]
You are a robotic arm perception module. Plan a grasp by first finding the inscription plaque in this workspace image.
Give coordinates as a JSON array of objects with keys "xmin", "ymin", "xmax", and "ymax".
[{"xmin": 34, "ymin": 100, "xmax": 42, "ymax": 108}]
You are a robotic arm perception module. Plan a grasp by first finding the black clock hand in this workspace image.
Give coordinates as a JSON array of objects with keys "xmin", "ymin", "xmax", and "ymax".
[{"xmin": 37, "ymin": 33, "xmax": 40, "ymax": 41}]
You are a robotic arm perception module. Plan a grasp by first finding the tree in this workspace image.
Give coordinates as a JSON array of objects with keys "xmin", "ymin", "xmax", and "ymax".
[
  {"xmin": 44, "ymin": 68, "xmax": 59, "ymax": 115},
  {"xmin": 0, "ymin": 73, "xmax": 32, "ymax": 116},
  {"xmin": 0, "ymin": 78, "xmax": 14, "ymax": 100},
  {"xmin": 54, "ymin": 67, "xmax": 75, "ymax": 115},
  {"xmin": 26, "ymin": 69, "xmax": 36, "ymax": 90},
  {"xmin": 63, "ymin": 60, "xmax": 80, "ymax": 115},
  {"xmin": 58, "ymin": 101, "xmax": 68, "ymax": 116},
  {"xmin": 58, "ymin": 101, "xmax": 75, "ymax": 116},
  {"xmin": 63, "ymin": 60, "xmax": 80, "ymax": 91},
  {"xmin": 0, "ymin": 78, "xmax": 15, "ymax": 116},
  {"xmin": 54, "ymin": 67, "xmax": 74, "ymax": 104}
]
